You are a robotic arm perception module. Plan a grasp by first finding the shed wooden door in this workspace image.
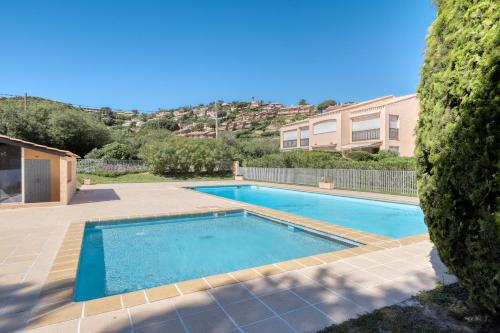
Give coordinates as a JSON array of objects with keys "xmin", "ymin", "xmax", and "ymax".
[{"xmin": 24, "ymin": 159, "xmax": 51, "ymax": 203}]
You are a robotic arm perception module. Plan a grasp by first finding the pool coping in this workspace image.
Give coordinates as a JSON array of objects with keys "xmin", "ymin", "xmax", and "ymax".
[{"xmin": 27, "ymin": 193, "xmax": 428, "ymax": 329}]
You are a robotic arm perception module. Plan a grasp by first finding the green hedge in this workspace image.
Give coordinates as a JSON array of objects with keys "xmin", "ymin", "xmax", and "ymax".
[
  {"xmin": 416, "ymin": 0, "xmax": 499, "ymax": 314},
  {"xmin": 245, "ymin": 150, "xmax": 416, "ymax": 170}
]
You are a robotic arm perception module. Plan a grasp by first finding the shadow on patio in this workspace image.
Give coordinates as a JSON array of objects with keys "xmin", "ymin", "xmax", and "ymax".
[
  {"xmin": 0, "ymin": 246, "xmax": 456, "ymax": 333},
  {"xmin": 69, "ymin": 189, "xmax": 120, "ymax": 205},
  {"xmin": 0, "ymin": 278, "xmax": 74, "ymax": 332}
]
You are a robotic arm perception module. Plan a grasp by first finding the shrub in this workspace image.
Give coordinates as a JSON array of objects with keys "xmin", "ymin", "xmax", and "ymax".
[
  {"xmin": 348, "ymin": 151, "xmax": 375, "ymax": 161},
  {"xmin": 416, "ymin": 0, "xmax": 499, "ymax": 315},
  {"xmin": 85, "ymin": 142, "xmax": 137, "ymax": 160},
  {"xmin": 245, "ymin": 150, "xmax": 415, "ymax": 170},
  {"xmin": 233, "ymin": 138, "xmax": 280, "ymax": 160},
  {"xmin": 138, "ymin": 137, "xmax": 233, "ymax": 175}
]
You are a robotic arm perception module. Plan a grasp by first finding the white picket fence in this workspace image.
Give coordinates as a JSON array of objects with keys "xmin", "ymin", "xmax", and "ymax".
[
  {"xmin": 77, "ymin": 159, "xmax": 148, "ymax": 174},
  {"xmin": 239, "ymin": 167, "xmax": 417, "ymax": 195}
]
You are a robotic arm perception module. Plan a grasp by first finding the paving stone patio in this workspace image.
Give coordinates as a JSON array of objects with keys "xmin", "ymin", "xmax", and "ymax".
[{"xmin": 0, "ymin": 181, "xmax": 455, "ymax": 333}]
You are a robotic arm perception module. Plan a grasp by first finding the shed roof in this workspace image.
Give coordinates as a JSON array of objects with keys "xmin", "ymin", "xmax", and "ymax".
[{"xmin": 0, "ymin": 134, "xmax": 80, "ymax": 158}]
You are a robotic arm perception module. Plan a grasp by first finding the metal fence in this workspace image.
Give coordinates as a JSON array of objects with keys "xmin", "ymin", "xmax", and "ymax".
[
  {"xmin": 77, "ymin": 159, "xmax": 148, "ymax": 174},
  {"xmin": 239, "ymin": 167, "xmax": 417, "ymax": 195}
]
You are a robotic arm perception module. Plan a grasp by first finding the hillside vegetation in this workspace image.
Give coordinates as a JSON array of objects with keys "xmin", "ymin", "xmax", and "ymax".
[
  {"xmin": 0, "ymin": 96, "xmax": 415, "ymax": 176},
  {"xmin": 0, "ymin": 96, "xmax": 110, "ymax": 156}
]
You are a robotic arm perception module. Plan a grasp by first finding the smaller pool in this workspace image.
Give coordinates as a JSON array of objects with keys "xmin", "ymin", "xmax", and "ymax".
[{"xmin": 74, "ymin": 210, "xmax": 354, "ymax": 301}]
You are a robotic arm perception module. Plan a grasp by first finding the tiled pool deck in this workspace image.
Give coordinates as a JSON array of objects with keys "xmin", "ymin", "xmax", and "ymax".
[{"xmin": 0, "ymin": 181, "xmax": 455, "ymax": 333}]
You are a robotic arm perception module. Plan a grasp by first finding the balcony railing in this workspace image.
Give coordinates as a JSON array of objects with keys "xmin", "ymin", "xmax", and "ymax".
[
  {"xmin": 300, "ymin": 138, "xmax": 309, "ymax": 147},
  {"xmin": 283, "ymin": 140, "xmax": 297, "ymax": 148},
  {"xmin": 352, "ymin": 128, "xmax": 380, "ymax": 142},
  {"xmin": 389, "ymin": 128, "xmax": 399, "ymax": 140}
]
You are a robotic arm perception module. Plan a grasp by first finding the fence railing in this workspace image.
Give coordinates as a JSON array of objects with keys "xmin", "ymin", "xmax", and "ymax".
[
  {"xmin": 283, "ymin": 140, "xmax": 297, "ymax": 148},
  {"xmin": 389, "ymin": 128, "xmax": 399, "ymax": 140},
  {"xmin": 239, "ymin": 167, "xmax": 417, "ymax": 195},
  {"xmin": 77, "ymin": 159, "xmax": 148, "ymax": 174},
  {"xmin": 300, "ymin": 138, "xmax": 309, "ymax": 147},
  {"xmin": 352, "ymin": 128, "xmax": 380, "ymax": 142}
]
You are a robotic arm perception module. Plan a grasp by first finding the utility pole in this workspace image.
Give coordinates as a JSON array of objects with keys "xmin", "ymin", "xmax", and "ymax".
[
  {"xmin": 214, "ymin": 101, "xmax": 219, "ymax": 139},
  {"xmin": 24, "ymin": 92, "xmax": 27, "ymax": 112}
]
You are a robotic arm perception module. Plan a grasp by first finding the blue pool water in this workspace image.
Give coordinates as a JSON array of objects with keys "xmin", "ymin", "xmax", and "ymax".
[
  {"xmin": 191, "ymin": 185, "xmax": 426, "ymax": 238},
  {"xmin": 74, "ymin": 210, "xmax": 349, "ymax": 301}
]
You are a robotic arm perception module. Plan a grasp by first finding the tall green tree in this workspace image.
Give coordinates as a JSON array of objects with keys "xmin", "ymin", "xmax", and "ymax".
[
  {"xmin": 416, "ymin": 0, "xmax": 499, "ymax": 314},
  {"xmin": 0, "ymin": 97, "xmax": 111, "ymax": 156},
  {"xmin": 317, "ymin": 99, "xmax": 337, "ymax": 111}
]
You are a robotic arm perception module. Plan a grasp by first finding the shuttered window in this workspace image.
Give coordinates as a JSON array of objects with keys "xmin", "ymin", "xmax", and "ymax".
[
  {"xmin": 283, "ymin": 131, "xmax": 297, "ymax": 140},
  {"xmin": 300, "ymin": 127, "xmax": 309, "ymax": 139},
  {"xmin": 313, "ymin": 120, "xmax": 336, "ymax": 134},
  {"xmin": 352, "ymin": 117, "xmax": 380, "ymax": 131}
]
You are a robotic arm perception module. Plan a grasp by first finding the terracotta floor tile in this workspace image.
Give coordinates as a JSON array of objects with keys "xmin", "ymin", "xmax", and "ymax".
[
  {"xmin": 296, "ymin": 256, "xmax": 323, "ymax": 267},
  {"xmin": 121, "ymin": 291, "xmax": 147, "ymax": 308},
  {"xmin": 176, "ymin": 278, "xmax": 210, "ymax": 294},
  {"xmin": 205, "ymin": 273, "xmax": 238, "ymax": 288},
  {"xmin": 231, "ymin": 269, "xmax": 261, "ymax": 282},
  {"xmin": 84, "ymin": 295, "xmax": 122, "ymax": 316},
  {"xmin": 255, "ymin": 265, "xmax": 284, "ymax": 276},
  {"xmin": 276, "ymin": 260, "xmax": 304, "ymax": 271},
  {"xmin": 146, "ymin": 284, "xmax": 179, "ymax": 302}
]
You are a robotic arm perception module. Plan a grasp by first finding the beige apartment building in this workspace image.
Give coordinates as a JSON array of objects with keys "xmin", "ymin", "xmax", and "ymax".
[{"xmin": 280, "ymin": 94, "xmax": 419, "ymax": 157}]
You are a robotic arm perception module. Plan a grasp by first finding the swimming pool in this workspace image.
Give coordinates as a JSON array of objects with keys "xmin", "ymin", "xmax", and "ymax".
[
  {"xmin": 74, "ymin": 210, "xmax": 351, "ymax": 301},
  {"xmin": 191, "ymin": 185, "xmax": 426, "ymax": 238}
]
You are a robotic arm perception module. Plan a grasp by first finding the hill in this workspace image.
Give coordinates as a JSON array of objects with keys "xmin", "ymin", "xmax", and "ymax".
[{"xmin": 0, "ymin": 96, "xmax": 342, "ymax": 139}]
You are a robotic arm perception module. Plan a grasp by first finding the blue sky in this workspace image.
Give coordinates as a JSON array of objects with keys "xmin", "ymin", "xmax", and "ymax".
[{"xmin": 0, "ymin": 1, "xmax": 435, "ymax": 111}]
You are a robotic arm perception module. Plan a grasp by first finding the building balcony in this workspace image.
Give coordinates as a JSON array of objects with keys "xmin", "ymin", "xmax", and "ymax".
[
  {"xmin": 389, "ymin": 128, "xmax": 399, "ymax": 140},
  {"xmin": 300, "ymin": 138, "xmax": 309, "ymax": 147},
  {"xmin": 352, "ymin": 128, "xmax": 380, "ymax": 142},
  {"xmin": 283, "ymin": 140, "xmax": 297, "ymax": 148}
]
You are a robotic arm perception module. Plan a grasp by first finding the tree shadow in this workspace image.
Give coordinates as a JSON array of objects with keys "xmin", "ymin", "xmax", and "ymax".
[
  {"xmin": 106, "ymin": 250, "xmax": 454, "ymax": 333},
  {"xmin": 0, "ymin": 277, "xmax": 74, "ymax": 332},
  {"xmin": 70, "ymin": 189, "xmax": 120, "ymax": 205},
  {"xmin": 0, "ymin": 245, "xmax": 457, "ymax": 333}
]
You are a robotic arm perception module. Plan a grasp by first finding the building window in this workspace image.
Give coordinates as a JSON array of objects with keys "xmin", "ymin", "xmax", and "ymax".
[
  {"xmin": 352, "ymin": 116, "xmax": 380, "ymax": 141},
  {"xmin": 300, "ymin": 127, "xmax": 309, "ymax": 146},
  {"xmin": 389, "ymin": 146, "xmax": 400, "ymax": 155},
  {"xmin": 313, "ymin": 120, "xmax": 336, "ymax": 134},
  {"xmin": 283, "ymin": 130, "xmax": 297, "ymax": 148},
  {"xmin": 389, "ymin": 115, "xmax": 399, "ymax": 140},
  {"xmin": 0, "ymin": 143, "xmax": 22, "ymax": 203}
]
